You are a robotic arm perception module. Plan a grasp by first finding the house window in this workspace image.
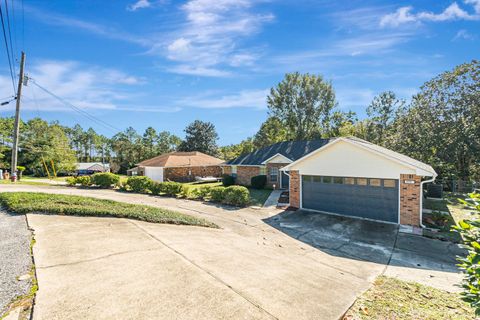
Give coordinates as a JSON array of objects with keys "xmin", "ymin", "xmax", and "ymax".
[
  {"xmin": 260, "ymin": 166, "xmax": 266, "ymax": 175},
  {"xmin": 383, "ymin": 179, "xmax": 396, "ymax": 188},
  {"xmin": 269, "ymin": 167, "xmax": 278, "ymax": 182},
  {"xmin": 322, "ymin": 176, "xmax": 332, "ymax": 183},
  {"xmin": 333, "ymin": 177, "xmax": 344, "ymax": 184},
  {"xmin": 345, "ymin": 177, "xmax": 355, "ymax": 185},
  {"xmin": 356, "ymin": 178, "xmax": 367, "ymax": 186},
  {"xmin": 369, "ymin": 179, "xmax": 381, "ymax": 187},
  {"xmin": 313, "ymin": 176, "xmax": 322, "ymax": 183}
]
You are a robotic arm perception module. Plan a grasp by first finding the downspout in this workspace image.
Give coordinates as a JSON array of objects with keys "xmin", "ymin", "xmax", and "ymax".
[{"xmin": 419, "ymin": 174, "xmax": 437, "ymax": 228}]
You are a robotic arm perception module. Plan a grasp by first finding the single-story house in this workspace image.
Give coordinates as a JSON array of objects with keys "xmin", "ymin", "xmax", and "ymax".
[
  {"xmin": 76, "ymin": 162, "xmax": 110, "ymax": 176},
  {"xmin": 131, "ymin": 151, "xmax": 224, "ymax": 182},
  {"xmin": 224, "ymin": 137, "xmax": 436, "ymax": 226}
]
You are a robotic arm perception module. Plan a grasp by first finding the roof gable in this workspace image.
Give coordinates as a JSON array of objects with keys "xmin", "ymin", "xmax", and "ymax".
[{"xmin": 137, "ymin": 151, "xmax": 224, "ymax": 168}]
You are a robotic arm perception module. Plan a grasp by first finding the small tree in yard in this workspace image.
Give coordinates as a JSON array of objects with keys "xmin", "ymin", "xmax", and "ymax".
[{"xmin": 453, "ymin": 192, "xmax": 480, "ymax": 315}]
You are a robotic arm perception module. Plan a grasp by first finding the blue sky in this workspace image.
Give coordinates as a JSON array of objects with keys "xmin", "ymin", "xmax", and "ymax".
[{"xmin": 0, "ymin": 0, "xmax": 479, "ymax": 144}]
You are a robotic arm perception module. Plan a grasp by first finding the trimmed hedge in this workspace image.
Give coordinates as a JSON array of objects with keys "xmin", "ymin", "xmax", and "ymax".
[
  {"xmin": 250, "ymin": 175, "xmax": 267, "ymax": 189},
  {"xmin": 125, "ymin": 176, "xmax": 153, "ymax": 193},
  {"xmin": 75, "ymin": 175, "xmax": 92, "ymax": 187},
  {"xmin": 91, "ymin": 173, "xmax": 120, "ymax": 188},
  {"xmin": 210, "ymin": 187, "xmax": 226, "ymax": 202},
  {"xmin": 222, "ymin": 174, "xmax": 235, "ymax": 186},
  {"xmin": 223, "ymin": 186, "xmax": 249, "ymax": 207},
  {"xmin": 66, "ymin": 177, "xmax": 76, "ymax": 186},
  {"xmin": 161, "ymin": 181, "xmax": 183, "ymax": 196}
]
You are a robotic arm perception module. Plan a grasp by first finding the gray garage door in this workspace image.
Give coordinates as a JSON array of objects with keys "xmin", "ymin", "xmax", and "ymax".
[{"xmin": 302, "ymin": 176, "xmax": 399, "ymax": 223}]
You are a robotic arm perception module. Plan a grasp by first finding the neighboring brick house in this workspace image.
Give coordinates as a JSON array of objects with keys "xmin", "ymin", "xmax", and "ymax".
[
  {"xmin": 129, "ymin": 151, "xmax": 223, "ymax": 183},
  {"xmin": 225, "ymin": 138, "xmax": 437, "ymax": 227}
]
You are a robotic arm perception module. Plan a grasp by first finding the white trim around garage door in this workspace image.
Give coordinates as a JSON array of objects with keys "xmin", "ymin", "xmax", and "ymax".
[{"xmin": 298, "ymin": 172, "xmax": 401, "ymax": 225}]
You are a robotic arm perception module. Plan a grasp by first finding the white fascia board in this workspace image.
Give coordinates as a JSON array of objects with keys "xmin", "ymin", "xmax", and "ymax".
[{"xmin": 261, "ymin": 153, "xmax": 293, "ymax": 165}]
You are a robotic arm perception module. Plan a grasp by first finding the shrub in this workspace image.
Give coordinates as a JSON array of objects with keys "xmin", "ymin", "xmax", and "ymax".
[
  {"xmin": 223, "ymin": 186, "xmax": 249, "ymax": 207},
  {"xmin": 75, "ymin": 175, "xmax": 91, "ymax": 187},
  {"xmin": 250, "ymin": 175, "xmax": 267, "ymax": 189},
  {"xmin": 453, "ymin": 192, "xmax": 480, "ymax": 316},
  {"xmin": 197, "ymin": 186, "xmax": 213, "ymax": 199},
  {"xmin": 126, "ymin": 176, "xmax": 153, "ymax": 193},
  {"xmin": 91, "ymin": 172, "xmax": 120, "ymax": 188},
  {"xmin": 222, "ymin": 174, "xmax": 235, "ymax": 186},
  {"xmin": 66, "ymin": 177, "xmax": 76, "ymax": 186},
  {"xmin": 181, "ymin": 186, "xmax": 202, "ymax": 200},
  {"xmin": 161, "ymin": 181, "xmax": 183, "ymax": 196},
  {"xmin": 210, "ymin": 187, "xmax": 226, "ymax": 202},
  {"xmin": 149, "ymin": 181, "xmax": 163, "ymax": 195}
]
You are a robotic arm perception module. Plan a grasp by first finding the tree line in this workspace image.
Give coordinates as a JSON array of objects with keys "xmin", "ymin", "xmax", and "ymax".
[{"xmin": 0, "ymin": 60, "xmax": 478, "ymax": 180}]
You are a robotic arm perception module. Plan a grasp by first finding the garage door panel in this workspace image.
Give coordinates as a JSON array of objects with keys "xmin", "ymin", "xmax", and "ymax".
[{"xmin": 302, "ymin": 176, "xmax": 398, "ymax": 223}]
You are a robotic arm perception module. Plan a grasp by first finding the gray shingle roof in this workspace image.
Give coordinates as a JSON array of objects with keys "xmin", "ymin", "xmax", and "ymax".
[{"xmin": 226, "ymin": 140, "xmax": 331, "ymax": 165}]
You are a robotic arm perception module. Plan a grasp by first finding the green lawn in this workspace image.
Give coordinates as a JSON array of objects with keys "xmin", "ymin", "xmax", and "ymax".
[
  {"xmin": 0, "ymin": 179, "xmax": 54, "ymax": 186},
  {"xmin": 423, "ymin": 192, "xmax": 476, "ymax": 242},
  {"xmin": 248, "ymin": 188, "xmax": 272, "ymax": 207},
  {"xmin": 0, "ymin": 192, "xmax": 217, "ymax": 228},
  {"xmin": 344, "ymin": 276, "xmax": 474, "ymax": 320}
]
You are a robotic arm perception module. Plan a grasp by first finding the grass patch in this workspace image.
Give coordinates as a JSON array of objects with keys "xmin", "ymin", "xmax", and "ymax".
[
  {"xmin": 183, "ymin": 181, "xmax": 222, "ymax": 189},
  {"xmin": 343, "ymin": 276, "xmax": 474, "ymax": 320},
  {"xmin": 248, "ymin": 188, "xmax": 272, "ymax": 207},
  {"xmin": 0, "ymin": 192, "xmax": 217, "ymax": 228},
  {"xmin": 0, "ymin": 179, "xmax": 55, "ymax": 186},
  {"xmin": 422, "ymin": 192, "xmax": 476, "ymax": 243}
]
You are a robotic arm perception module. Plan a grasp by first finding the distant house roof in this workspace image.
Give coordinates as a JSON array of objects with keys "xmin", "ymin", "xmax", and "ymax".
[
  {"xmin": 137, "ymin": 151, "xmax": 224, "ymax": 168},
  {"xmin": 226, "ymin": 140, "xmax": 331, "ymax": 165},
  {"xmin": 76, "ymin": 162, "xmax": 110, "ymax": 171}
]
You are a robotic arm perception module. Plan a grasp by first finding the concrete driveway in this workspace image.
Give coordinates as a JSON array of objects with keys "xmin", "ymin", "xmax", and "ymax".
[{"xmin": 0, "ymin": 185, "xmax": 463, "ymax": 320}]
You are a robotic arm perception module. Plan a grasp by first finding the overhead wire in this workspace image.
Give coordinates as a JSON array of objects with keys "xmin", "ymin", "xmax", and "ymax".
[
  {"xmin": 30, "ymin": 79, "xmax": 122, "ymax": 134},
  {"xmin": 4, "ymin": 0, "xmax": 16, "ymax": 74},
  {"xmin": 0, "ymin": 1, "xmax": 16, "ymax": 94}
]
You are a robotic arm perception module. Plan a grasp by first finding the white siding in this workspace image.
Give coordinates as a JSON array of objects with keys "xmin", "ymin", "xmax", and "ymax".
[
  {"xmin": 288, "ymin": 140, "xmax": 415, "ymax": 179},
  {"xmin": 263, "ymin": 154, "xmax": 292, "ymax": 164},
  {"xmin": 144, "ymin": 167, "xmax": 164, "ymax": 182}
]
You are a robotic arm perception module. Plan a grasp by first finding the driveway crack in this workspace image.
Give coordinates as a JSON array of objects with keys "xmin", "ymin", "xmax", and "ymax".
[
  {"xmin": 128, "ymin": 220, "xmax": 279, "ymax": 320},
  {"xmin": 37, "ymin": 247, "xmax": 162, "ymax": 269}
]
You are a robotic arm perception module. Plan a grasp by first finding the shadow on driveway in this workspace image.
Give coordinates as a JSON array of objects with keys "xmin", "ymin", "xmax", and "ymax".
[{"xmin": 264, "ymin": 209, "xmax": 464, "ymax": 273}]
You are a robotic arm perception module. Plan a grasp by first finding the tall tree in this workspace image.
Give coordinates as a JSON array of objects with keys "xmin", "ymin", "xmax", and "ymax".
[
  {"xmin": 390, "ymin": 60, "xmax": 480, "ymax": 181},
  {"xmin": 157, "ymin": 131, "xmax": 181, "ymax": 154},
  {"xmin": 365, "ymin": 91, "xmax": 405, "ymax": 145},
  {"xmin": 142, "ymin": 127, "xmax": 158, "ymax": 159},
  {"xmin": 178, "ymin": 120, "xmax": 219, "ymax": 156},
  {"xmin": 253, "ymin": 116, "xmax": 288, "ymax": 148},
  {"xmin": 267, "ymin": 72, "xmax": 337, "ymax": 140}
]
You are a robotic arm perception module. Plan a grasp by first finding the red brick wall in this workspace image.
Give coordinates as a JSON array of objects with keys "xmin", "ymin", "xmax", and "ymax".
[
  {"xmin": 163, "ymin": 166, "xmax": 222, "ymax": 182},
  {"xmin": 289, "ymin": 170, "xmax": 300, "ymax": 208},
  {"xmin": 222, "ymin": 166, "xmax": 232, "ymax": 175},
  {"xmin": 266, "ymin": 163, "xmax": 287, "ymax": 189},
  {"xmin": 236, "ymin": 166, "xmax": 260, "ymax": 186},
  {"xmin": 400, "ymin": 174, "xmax": 422, "ymax": 226}
]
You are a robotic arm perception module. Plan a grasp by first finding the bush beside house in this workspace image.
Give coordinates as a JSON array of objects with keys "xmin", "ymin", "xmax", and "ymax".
[
  {"xmin": 66, "ymin": 173, "xmax": 250, "ymax": 207},
  {"xmin": 222, "ymin": 174, "xmax": 235, "ymax": 186},
  {"xmin": 250, "ymin": 175, "xmax": 267, "ymax": 189}
]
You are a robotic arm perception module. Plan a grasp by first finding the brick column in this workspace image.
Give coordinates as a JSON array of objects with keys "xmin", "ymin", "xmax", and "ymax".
[
  {"xmin": 289, "ymin": 170, "xmax": 300, "ymax": 208},
  {"xmin": 399, "ymin": 174, "xmax": 422, "ymax": 226}
]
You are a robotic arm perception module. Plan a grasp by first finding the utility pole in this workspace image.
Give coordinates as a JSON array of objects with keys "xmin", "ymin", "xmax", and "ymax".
[{"xmin": 11, "ymin": 51, "xmax": 26, "ymax": 178}]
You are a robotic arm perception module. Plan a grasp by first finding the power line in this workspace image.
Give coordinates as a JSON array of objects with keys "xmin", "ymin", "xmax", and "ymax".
[
  {"xmin": 4, "ymin": 0, "xmax": 16, "ymax": 72},
  {"xmin": 30, "ymin": 80, "xmax": 122, "ymax": 134},
  {"xmin": 0, "ymin": 1, "xmax": 16, "ymax": 94}
]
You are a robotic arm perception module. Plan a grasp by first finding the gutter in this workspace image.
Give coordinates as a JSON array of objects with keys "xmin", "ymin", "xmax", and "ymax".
[{"xmin": 419, "ymin": 174, "xmax": 437, "ymax": 228}]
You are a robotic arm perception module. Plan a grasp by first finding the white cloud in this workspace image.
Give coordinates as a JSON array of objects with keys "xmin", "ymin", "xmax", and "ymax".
[
  {"xmin": 380, "ymin": 2, "xmax": 480, "ymax": 27},
  {"xmin": 178, "ymin": 89, "xmax": 268, "ymax": 109},
  {"xmin": 163, "ymin": 0, "xmax": 274, "ymax": 76},
  {"xmin": 453, "ymin": 29, "xmax": 476, "ymax": 40},
  {"xmin": 25, "ymin": 5, "xmax": 151, "ymax": 46},
  {"xmin": 167, "ymin": 65, "xmax": 231, "ymax": 77},
  {"xmin": 0, "ymin": 61, "xmax": 142, "ymax": 113},
  {"xmin": 127, "ymin": 0, "xmax": 152, "ymax": 11}
]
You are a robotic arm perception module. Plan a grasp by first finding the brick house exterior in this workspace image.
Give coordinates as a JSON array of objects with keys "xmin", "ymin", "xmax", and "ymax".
[
  {"xmin": 236, "ymin": 166, "xmax": 261, "ymax": 186},
  {"xmin": 266, "ymin": 163, "xmax": 287, "ymax": 189},
  {"xmin": 164, "ymin": 166, "xmax": 222, "ymax": 183},
  {"xmin": 399, "ymin": 174, "xmax": 422, "ymax": 226},
  {"xmin": 226, "ymin": 138, "xmax": 435, "ymax": 227}
]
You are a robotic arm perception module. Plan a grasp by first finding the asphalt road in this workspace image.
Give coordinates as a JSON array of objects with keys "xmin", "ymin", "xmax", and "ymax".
[{"xmin": 0, "ymin": 209, "xmax": 32, "ymax": 315}]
